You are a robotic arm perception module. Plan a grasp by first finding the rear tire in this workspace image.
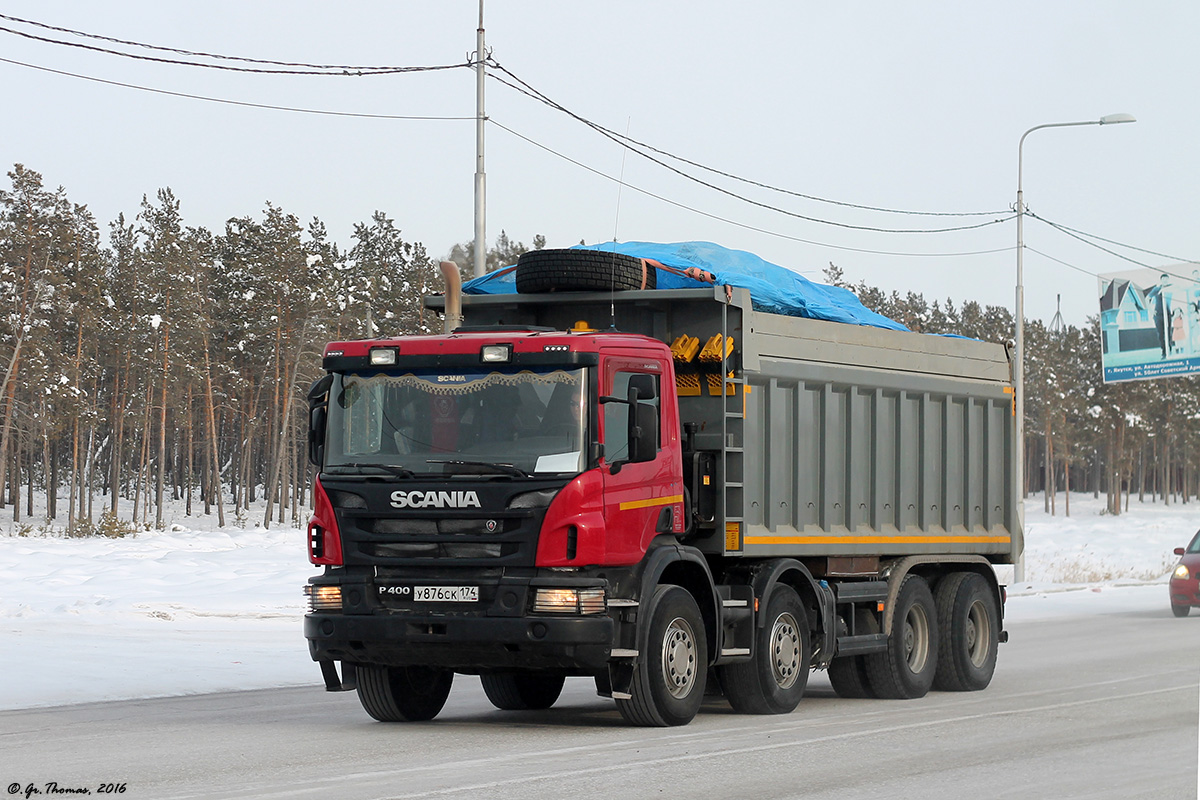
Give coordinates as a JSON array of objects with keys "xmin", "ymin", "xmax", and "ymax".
[
  {"xmin": 1172, "ymin": 604, "xmax": 1191, "ymax": 618},
  {"xmin": 616, "ymin": 585, "xmax": 707, "ymax": 727},
  {"xmin": 515, "ymin": 249, "xmax": 656, "ymax": 293},
  {"xmin": 933, "ymin": 572, "xmax": 999, "ymax": 691},
  {"xmin": 828, "ymin": 609, "xmax": 879, "ymax": 699},
  {"xmin": 480, "ymin": 673, "xmax": 565, "ymax": 710},
  {"xmin": 864, "ymin": 575, "xmax": 938, "ymax": 699},
  {"xmin": 828, "ymin": 656, "xmax": 876, "ymax": 698},
  {"xmin": 719, "ymin": 584, "xmax": 810, "ymax": 714},
  {"xmin": 357, "ymin": 665, "xmax": 453, "ymax": 722}
]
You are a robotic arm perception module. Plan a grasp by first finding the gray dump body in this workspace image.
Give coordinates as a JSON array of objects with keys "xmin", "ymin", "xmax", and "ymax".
[{"xmin": 431, "ymin": 286, "xmax": 1020, "ymax": 566}]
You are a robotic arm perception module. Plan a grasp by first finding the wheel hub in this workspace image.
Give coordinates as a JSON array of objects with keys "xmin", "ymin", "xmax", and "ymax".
[
  {"xmin": 771, "ymin": 613, "xmax": 802, "ymax": 689},
  {"xmin": 966, "ymin": 599, "xmax": 990, "ymax": 668},
  {"xmin": 903, "ymin": 605, "xmax": 930, "ymax": 673},
  {"xmin": 661, "ymin": 616, "xmax": 697, "ymax": 698}
]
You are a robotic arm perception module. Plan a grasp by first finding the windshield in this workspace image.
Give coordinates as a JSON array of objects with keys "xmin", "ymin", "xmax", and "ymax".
[{"xmin": 324, "ymin": 367, "xmax": 587, "ymax": 477}]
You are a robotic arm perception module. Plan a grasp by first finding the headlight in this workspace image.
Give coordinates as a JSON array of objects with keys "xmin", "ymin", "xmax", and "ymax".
[
  {"xmin": 531, "ymin": 587, "xmax": 606, "ymax": 614},
  {"xmin": 304, "ymin": 584, "xmax": 343, "ymax": 612},
  {"xmin": 1174, "ymin": 564, "xmax": 1191, "ymax": 580}
]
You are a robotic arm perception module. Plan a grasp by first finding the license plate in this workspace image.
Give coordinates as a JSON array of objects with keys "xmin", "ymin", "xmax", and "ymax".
[{"xmin": 414, "ymin": 585, "xmax": 479, "ymax": 602}]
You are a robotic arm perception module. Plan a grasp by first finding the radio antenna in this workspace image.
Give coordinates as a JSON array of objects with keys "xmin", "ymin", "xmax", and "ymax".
[{"xmin": 609, "ymin": 117, "xmax": 632, "ymax": 328}]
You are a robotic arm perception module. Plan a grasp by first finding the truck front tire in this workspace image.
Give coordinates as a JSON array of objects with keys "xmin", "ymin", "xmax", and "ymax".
[
  {"xmin": 357, "ymin": 665, "xmax": 454, "ymax": 722},
  {"xmin": 719, "ymin": 584, "xmax": 810, "ymax": 714},
  {"xmin": 617, "ymin": 585, "xmax": 707, "ymax": 727},
  {"xmin": 864, "ymin": 575, "xmax": 938, "ymax": 699},
  {"xmin": 933, "ymin": 572, "xmax": 999, "ymax": 691},
  {"xmin": 480, "ymin": 673, "xmax": 565, "ymax": 710}
]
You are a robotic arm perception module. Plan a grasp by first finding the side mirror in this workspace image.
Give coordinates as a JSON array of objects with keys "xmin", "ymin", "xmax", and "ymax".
[
  {"xmin": 627, "ymin": 373, "xmax": 657, "ymax": 400},
  {"xmin": 1175, "ymin": 547, "xmax": 1187, "ymax": 557},
  {"xmin": 628, "ymin": 402, "xmax": 658, "ymax": 463},
  {"xmin": 308, "ymin": 374, "xmax": 333, "ymax": 405},
  {"xmin": 307, "ymin": 374, "xmax": 333, "ymax": 467},
  {"xmin": 308, "ymin": 407, "xmax": 327, "ymax": 467}
]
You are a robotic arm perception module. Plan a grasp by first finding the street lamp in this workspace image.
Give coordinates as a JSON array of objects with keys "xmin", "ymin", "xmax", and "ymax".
[{"xmin": 1014, "ymin": 112, "xmax": 1135, "ymax": 581}]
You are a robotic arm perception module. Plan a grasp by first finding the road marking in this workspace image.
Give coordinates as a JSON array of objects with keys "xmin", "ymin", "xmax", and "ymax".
[{"xmin": 364, "ymin": 683, "xmax": 1197, "ymax": 799}]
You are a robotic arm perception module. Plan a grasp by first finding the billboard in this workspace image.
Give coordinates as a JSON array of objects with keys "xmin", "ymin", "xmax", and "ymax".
[{"xmin": 1099, "ymin": 265, "xmax": 1200, "ymax": 383}]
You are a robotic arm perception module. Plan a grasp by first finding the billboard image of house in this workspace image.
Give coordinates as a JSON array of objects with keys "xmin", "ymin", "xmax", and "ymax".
[{"xmin": 1099, "ymin": 265, "xmax": 1200, "ymax": 382}]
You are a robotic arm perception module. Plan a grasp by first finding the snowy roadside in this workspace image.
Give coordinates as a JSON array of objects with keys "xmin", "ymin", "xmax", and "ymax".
[{"xmin": 0, "ymin": 493, "xmax": 1192, "ymax": 711}]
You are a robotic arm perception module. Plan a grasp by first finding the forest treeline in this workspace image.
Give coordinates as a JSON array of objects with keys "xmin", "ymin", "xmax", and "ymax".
[
  {"xmin": 0, "ymin": 163, "xmax": 537, "ymax": 534},
  {"xmin": 0, "ymin": 163, "xmax": 1194, "ymax": 533}
]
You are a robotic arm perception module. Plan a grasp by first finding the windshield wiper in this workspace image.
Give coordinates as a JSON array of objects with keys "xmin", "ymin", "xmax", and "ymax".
[
  {"xmin": 426, "ymin": 459, "xmax": 528, "ymax": 478},
  {"xmin": 326, "ymin": 463, "xmax": 415, "ymax": 478}
]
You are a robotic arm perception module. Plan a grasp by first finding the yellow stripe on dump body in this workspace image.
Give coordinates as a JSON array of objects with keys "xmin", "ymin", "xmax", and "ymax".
[
  {"xmin": 744, "ymin": 535, "xmax": 1012, "ymax": 545},
  {"xmin": 618, "ymin": 494, "xmax": 684, "ymax": 511}
]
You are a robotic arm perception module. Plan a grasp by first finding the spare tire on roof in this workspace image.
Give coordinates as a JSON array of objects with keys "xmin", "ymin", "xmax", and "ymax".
[{"xmin": 515, "ymin": 248, "xmax": 657, "ymax": 293}]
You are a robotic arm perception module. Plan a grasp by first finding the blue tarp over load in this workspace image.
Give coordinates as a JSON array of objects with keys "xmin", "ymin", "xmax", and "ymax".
[{"xmin": 461, "ymin": 240, "xmax": 908, "ymax": 332}]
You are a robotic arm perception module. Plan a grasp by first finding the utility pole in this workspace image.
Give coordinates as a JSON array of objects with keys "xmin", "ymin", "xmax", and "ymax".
[{"xmin": 472, "ymin": 0, "xmax": 487, "ymax": 278}]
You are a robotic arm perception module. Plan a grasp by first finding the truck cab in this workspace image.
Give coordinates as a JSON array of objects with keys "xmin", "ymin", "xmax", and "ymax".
[{"xmin": 304, "ymin": 327, "xmax": 704, "ymax": 724}]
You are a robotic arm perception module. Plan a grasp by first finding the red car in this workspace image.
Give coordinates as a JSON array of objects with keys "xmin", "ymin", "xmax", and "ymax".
[{"xmin": 1169, "ymin": 530, "xmax": 1200, "ymax": 617}]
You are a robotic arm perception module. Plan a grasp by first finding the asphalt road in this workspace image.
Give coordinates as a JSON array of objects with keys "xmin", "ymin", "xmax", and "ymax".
[{"xmin": 3, "ymin": 604, "xmax": 1198, "ymax": 800}]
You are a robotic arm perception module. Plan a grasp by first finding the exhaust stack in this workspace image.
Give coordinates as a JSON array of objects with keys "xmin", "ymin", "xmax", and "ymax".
[{"xmin": 439, "ymin": 261, "xmax": 463, "ymax": 334}]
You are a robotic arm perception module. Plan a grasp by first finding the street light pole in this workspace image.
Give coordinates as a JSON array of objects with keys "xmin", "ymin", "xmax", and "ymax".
[
  {"xmin": 472, "ymin": 0, "xmax": 487, "ymax": 279},
  {"xmin": 1013, "ymin": 112, "xmax": 1135, "ymax": 582}
]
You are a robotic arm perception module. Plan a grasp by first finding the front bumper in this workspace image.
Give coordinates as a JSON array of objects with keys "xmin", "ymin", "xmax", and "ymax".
[
  {"xmin": 304, "ymin": 568, "xmax": 622, "ymax": 673},
  {"xmin": 305, "ymin": 611, "xmax": 614, "ymax": 672},
  {"xmin": 1169, "ymin": 577, "xmax": 1200, "ymax": 608}
]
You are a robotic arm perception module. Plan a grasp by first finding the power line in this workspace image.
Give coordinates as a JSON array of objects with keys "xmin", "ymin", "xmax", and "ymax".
[
  {"xmin": 487, "ymin": 68, "xmax": 1008, "ymax": 234},
  {"xmin": 1030, "ymin": 213, "xmax": 1199, "ymax": 265},
  {"xmin": 1028, "ymin": 213, "xmax": 1155, "ymax": 269},
  {"xmin": 1025, "ymin": 247, "xmax": 1101, "ymax": 278},
  {"xmin": 0, "ymin": 20, "xmax": 468, "ymax": 76},
  {"xmin": 0, "ymin": 56, "xmax": 474, "ymax": 120},
  {"xmin": 1028, "ymin": 246, "xmax": 1200, "ymax": 291},
  {"xmin": 0, "ymin": 12, "xmax": 427, "ymax": 72},
  {"xmin": 0, "ymin": 51, "xmax": 1015, "ymax": 259},
  {"xmin": 487, "ymin": 61, "xmax": 1009, "ymax": 221},
  {"xmin": 490, "ymin": 117, "xmax": 1017, "ymax": 258}
]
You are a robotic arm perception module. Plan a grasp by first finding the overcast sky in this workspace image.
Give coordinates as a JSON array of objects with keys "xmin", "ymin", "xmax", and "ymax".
[{"xmin": 2, "ymin": 2, "xmax": 1194, "ymax": 325}]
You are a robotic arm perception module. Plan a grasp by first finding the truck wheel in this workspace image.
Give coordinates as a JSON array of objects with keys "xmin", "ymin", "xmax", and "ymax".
[
  {"xmin": 356, "ymin": 665, "xmax": 454, "ymax": 722},
  {"xmin": 515, "ymin": 249, "xmax": 656, "ymax": 293},
  {"xmin": 828, "ymin": 656, "xmax": 876, "ymax": 698},
  {"xmin": 828, "ymin": 608, "xmax": 879, "ymax": 698},
  {"xmin": 718, "ymin": 584, "xmax": 810, "ymax": 714},
  {"xmin": 617, "ymin": 585, "xmax": 707, "ymax": 726},
  {"xmin": 864, "ymin": 575, "xmax": 939, "ymax": 699},
  {"xmin": 480, "ymin": 673, "xmax": 565, "ymax": 710},
  {"xmin": 933, "ymin": 572, "xmax": 1000, "ymax": 691}
]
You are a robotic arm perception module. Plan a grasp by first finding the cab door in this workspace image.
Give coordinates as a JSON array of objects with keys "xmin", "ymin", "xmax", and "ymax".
[{"xmin": 599, "ymin": 351, "xmax": 684, "ymax": 564}]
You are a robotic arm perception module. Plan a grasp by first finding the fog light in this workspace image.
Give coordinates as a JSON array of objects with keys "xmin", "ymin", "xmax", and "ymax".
[
  {"xmin": 532, "ymin": 587, "xmax": 606, "ymax": 614},
  {"xmin": 369, "ymin": 347, "xmax": 398, "ymax": 366},
  {"xmin": 305, "ymin": 585, "xmax": 343, "ymax": 612},
  {"xmin": 481, "ymin": 344, "xmax": 512, "ymax": 363}
]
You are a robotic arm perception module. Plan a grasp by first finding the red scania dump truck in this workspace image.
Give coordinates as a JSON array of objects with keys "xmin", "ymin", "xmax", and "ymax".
[{"xmin": 303, "ymin": 252, "xmax": 1019, "ymax": 727}]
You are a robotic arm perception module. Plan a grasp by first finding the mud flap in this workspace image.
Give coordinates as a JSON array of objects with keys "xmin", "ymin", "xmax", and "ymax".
[
  {"xmin": 607, "ymin": 660, "xmax": 635, "ymax": 699},
  {"xmin": 319, "ymin": 659, "xmax": 358, "ymax": 692}
]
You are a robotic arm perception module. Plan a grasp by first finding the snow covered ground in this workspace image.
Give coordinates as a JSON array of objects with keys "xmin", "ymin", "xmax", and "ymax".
[{"xmin": 0, "ymin": 492, "xmax": 1193, "ymax": 711}]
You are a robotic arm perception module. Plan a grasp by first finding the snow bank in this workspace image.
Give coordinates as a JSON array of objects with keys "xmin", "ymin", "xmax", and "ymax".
[{"xmin": 0, "ymin": 492, "xmax": 1192, "ymax": 710}]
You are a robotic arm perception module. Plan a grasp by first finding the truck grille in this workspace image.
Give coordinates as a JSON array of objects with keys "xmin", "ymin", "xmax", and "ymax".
[{"xmin": 320, "ymin": 477, "xmax": 562, "ymax": 568}]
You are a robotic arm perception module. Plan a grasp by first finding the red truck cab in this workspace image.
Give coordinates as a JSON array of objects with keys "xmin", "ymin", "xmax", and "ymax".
[{"xmin": 303, "ymin": 326, "xmax": 694, "ymax": 720}]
